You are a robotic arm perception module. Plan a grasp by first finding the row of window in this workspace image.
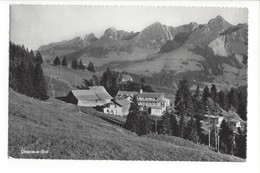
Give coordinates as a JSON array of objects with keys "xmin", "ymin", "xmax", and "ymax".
[{"xmin": 138, "ymin": 97, "xmax": 158, "ymax": 100}]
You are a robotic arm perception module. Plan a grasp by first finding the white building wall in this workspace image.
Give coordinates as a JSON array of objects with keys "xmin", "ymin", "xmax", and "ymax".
[
  {"xmin": 104, "ymin": 105, "xmax": 123, "ymax": 116},
  {"xmin": 151, "ymin": 108, "xmax": 163, "ymax": 116}
]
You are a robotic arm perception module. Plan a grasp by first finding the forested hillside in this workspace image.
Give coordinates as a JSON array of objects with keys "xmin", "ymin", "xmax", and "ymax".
[{"xmin": 9, "ymin": 42, "xmax": 48, "ymax": 100}]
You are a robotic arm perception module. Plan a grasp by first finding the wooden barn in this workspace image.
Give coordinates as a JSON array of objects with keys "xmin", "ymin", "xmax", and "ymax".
[{"xmin": 65, "ymin": 86, "xmax": 113, "ymax": 107}]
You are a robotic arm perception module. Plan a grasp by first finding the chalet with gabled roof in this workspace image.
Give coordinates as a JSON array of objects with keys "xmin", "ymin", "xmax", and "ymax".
[{"xmin": 136, "ymin": 90, "xmax": 170, "ymax": 116}]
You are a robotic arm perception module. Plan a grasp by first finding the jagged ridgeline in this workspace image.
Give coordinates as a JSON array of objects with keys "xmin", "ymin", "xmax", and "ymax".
[
  {"xmin": 38, "ymin": 16, "xmax": 247, "ymax": 89},
  {"xmin": 9, "ymin": 42, "xmax": 49, "ymax": 100}
]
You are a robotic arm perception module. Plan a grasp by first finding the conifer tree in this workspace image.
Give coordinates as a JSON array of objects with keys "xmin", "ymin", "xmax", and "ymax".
[
  {"xmin": 9, "ymin": 42, "xmax": 49, "ymax": 100},
  {"xmin": 33, "ymin": 63, "xmax": 49, "ymax": 100},
  {"xmin": 136, "ymin": 111, "xmax": 151, "ymax": 136},
  {"xmin": 235, "ymin": 127, "xmax": 247, "ymax": 158},
  {"xmin": 161, "ymin": 110, "xmax": 172, "ymax": 135},
  {"xmin": 237, "ymin": 101, "xmax": 247, "ymax": 121},
  {"xmin": 79, "ymin": 59, "xmax": 86, "ymax": 70},
  {"xmin": 171, "ymin": 114, "xmax": 179, "ymax": 136},
  {"xmin": 92, "ymin": 75, "xmax": 100, "ymax": 86},
  {"xmin": 71, "ymin": 58, "xmax": 79, "ymax": 69},
  {"xmin": 16, "ymin": 61, "xmax": 27, "ymax": 94},
  {"xmin": 62, "ymin": 56, "xmax": 68, "ymax": 67},
  {"xmin": 100, "ymin": 67, "xmax": 119, "ymax": 97},
  {"xmin": 210, "ymin": 84, "xmax": 218, "ymax": 103},
  {"xmin": 174, "ymin": 78, "xmax": 194, "ymax": 138},
  {"xmin": 203, "ymin": 85, "xmax": 210, "ymax": 103},
  {"xmin": 209, "ymin": 84, "xmax": 221, "ymax": 116},
  {"xmin": 192, "ymin": 85, "xmax": 203, "ymax": 141},
  {"xmin": 186, "ymin": 117, "xmax": 200, "ymax": 143},
  {"xmin": 87, "ymin": 61, "xmax": 95, "ymax": 72},
  {"xmin": 35, "ymin": 51, "xmax": 43, "ymax": 64},
  {"xmin": 203, "ymin": 85, "xmax": 219, "ymax": 115},
  {"xmin": 140, "ymin": 77, "xmax": 145, "ymax": 88},
  {"xmin": 193, "ymin": 85, "xmax": 203, "ymax": 119},
  {"xmin": 237, "ymin": 91, "xmax": 247, "ymax": 121},
  {"xmin": 125, "ymin": 95, "xmax": 139, "ymax": 133},
  {"xmin": 100, "ymin": 67, "xmax": 111, "ymax": 89},
  {"xmin": 178, "ymin": 111, "xmax": 186, "ymax": 138},
  {"xmin": 53, "ymin": 56, "xmax": 61, "ymax": 66},
  {"xmin": 24, "ymin": 62, "xmax": 35, "ymax": 97},
  {"xmin": 219, "ymin": 120, "xmax": 234, "ymax": 154},
  {"xmin": 228, "ymin": 87, "xmax": 239, "ymax": 110},
  {"xmin": 218, "ymin": 90, "xmax": 229, "ymax": 111}
]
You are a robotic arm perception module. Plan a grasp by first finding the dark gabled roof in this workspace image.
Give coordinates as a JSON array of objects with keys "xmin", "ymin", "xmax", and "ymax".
[
  {"xmin": 115, "ymin": 99, "xmax": 131, "ymax": 107},
  {"xmin": 137, "ymin": 92, "xmax": 164, "ymax": 99},
  {"xmin": 70, "ymin": 90, "xmax": 99, "ymax": 101},
  {"xmin": 89, "ymin": 86, "xmax": 113, "ymax": 100}
]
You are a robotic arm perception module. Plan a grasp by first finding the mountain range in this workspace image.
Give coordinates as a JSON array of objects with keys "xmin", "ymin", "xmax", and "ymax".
[{"xmin": 38, "ymin": 15, "xmax": 248, "ymax": 88}]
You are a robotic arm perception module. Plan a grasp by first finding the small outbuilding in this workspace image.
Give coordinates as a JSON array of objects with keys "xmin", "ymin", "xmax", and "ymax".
[{"xmin": 103, "ymin": 99, "xmax": 131, "ymax": 116}]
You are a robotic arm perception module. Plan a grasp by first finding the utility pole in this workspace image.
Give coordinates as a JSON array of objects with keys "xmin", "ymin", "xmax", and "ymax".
[
  {"xmin": 208, "ymin": 129, "xmax": 211, "ymax": 147},
  {"xmin": 48, "ymin": 75, "xmax": 53, "ymax": 97},
  {"xmin": 60, "ymin": 66, "xmax": 63, "ymax": 76},
  {"xmin": 208, "ymin": 115, "xmax": 211, "ymax": 147},
  {"xmin": 215, "ymin": 122, "xmax": 217, "ymax": 150},
  {"xmin": 217, "ymin": 135, "xmax": 220, "ymax": 152},
  {"xmin": 53, "ymin": 87, "xmax": 55, "ymax": 98},
  {"xmin": 155, "ymin": 119, "xmax": 158, "ymax": 134}
]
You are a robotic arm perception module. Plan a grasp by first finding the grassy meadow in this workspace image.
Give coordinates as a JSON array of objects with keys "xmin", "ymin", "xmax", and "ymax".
[{"xmin": 8, "ymin": 88, "xmax": 244, "ymax": 161}]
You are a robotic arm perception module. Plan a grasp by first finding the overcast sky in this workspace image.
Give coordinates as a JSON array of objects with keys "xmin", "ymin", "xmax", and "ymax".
[{"xmin": 10, "ymin": 5, "xmax": 248, "ymax": 50}]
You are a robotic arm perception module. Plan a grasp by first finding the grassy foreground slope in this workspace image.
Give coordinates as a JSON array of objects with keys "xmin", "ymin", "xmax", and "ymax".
[{"xmin": 8, "ymin": 89, "xmax": 243, "ymax": 161}]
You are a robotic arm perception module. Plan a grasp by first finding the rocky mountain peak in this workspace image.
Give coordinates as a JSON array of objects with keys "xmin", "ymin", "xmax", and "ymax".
[
  {"xmin": 83, "ymin": 33, "xmax": 97, "ymax": 47},
  {"xmin": 208, "ymin": 15, "xmax": 232, "ymax": 32},
  {"xmin": 103, "ymin": 27, "xmax": 130, "ymax": 40},
  {"xmin": 188, "ymin": 22, "xmax": 199, "ymax": 32},
  {"xmin": 105, "ymin": 27, "xmax": 117, "ymax": 33},
  {"xmin": 84, "ymin": 33, "xmax": 95, "ymax": 40},
  {"xmin": 72, "ymin": 36, "xmax": 82, "ymax": 41},
  {"xmin": 137, "ymin": 22, "xmax": 177, "ymax": 49},
  {"xmin": 151, "ymin": 21, "xmax": 163, "ymax": 26}
]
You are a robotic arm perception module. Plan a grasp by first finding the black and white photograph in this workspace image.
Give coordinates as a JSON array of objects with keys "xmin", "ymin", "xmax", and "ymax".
[{"xmin": 7, "ymin": 4, "xmax": 251, "ymax": 162}]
